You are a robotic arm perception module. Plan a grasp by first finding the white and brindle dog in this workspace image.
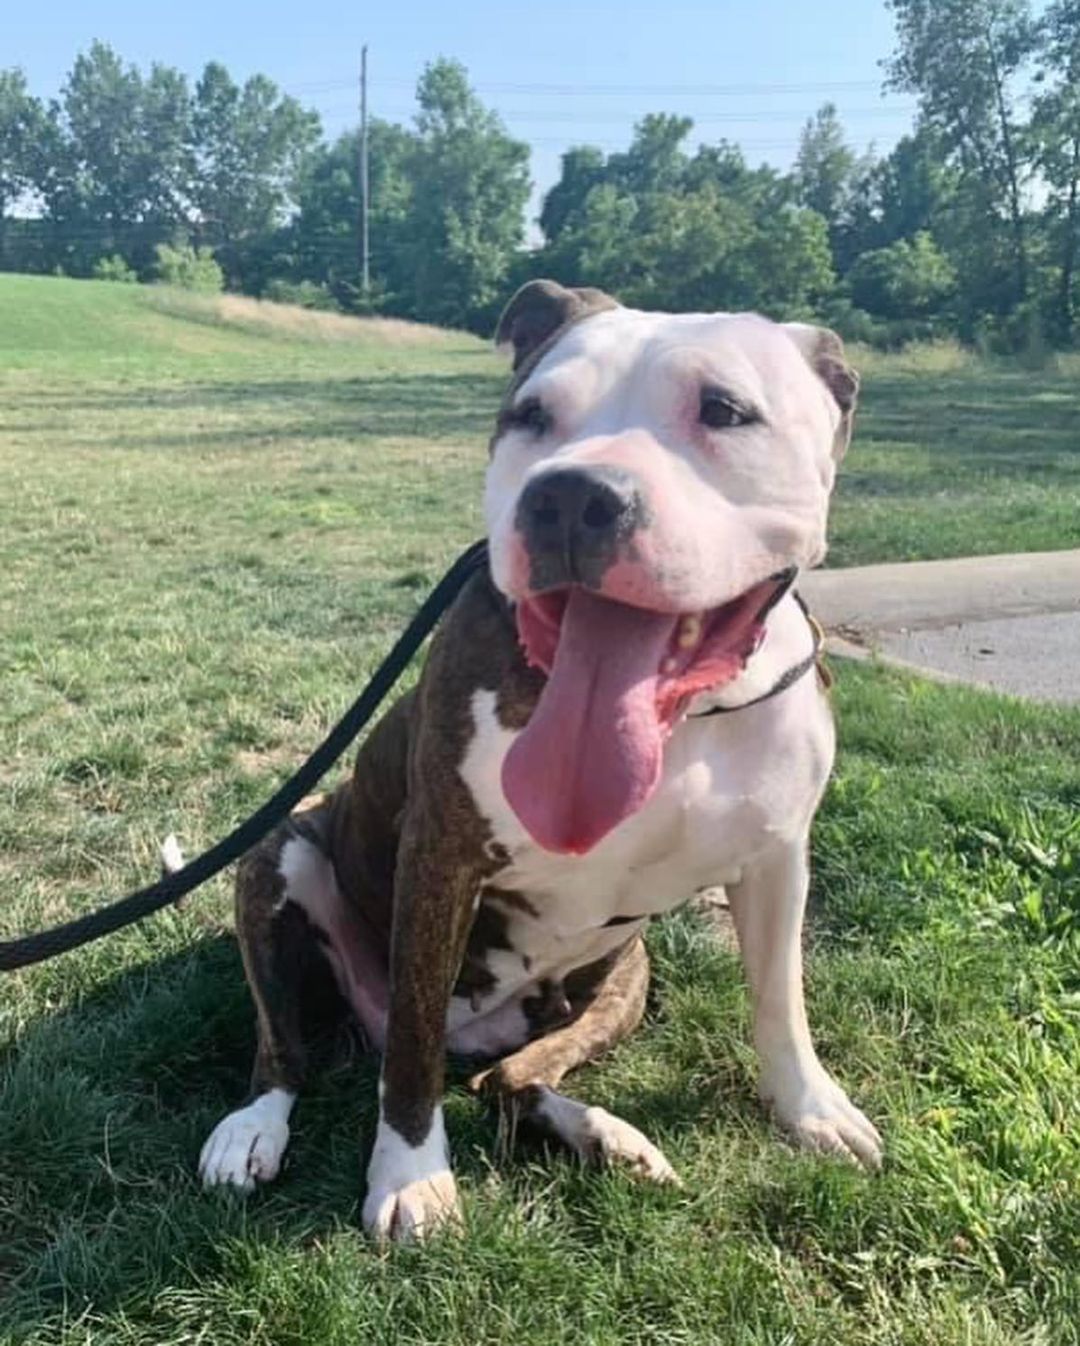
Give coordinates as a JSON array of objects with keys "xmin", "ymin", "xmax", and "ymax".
[{"xmin": 198, "ymin": 280, "xmax": 881, "ymax": 1241}]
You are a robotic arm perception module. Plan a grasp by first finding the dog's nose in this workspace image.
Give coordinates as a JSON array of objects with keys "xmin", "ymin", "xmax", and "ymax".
[
  {"xmin": 516, "ymin": 467, "xmax": 644, "ymax": 589},
  {"xmin": 524, "ymin": 468, "xmax": 636, "ymax": 538}
]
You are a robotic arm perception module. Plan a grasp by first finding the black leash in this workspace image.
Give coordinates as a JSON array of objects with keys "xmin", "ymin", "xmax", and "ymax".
[
  {"xmin": 0, "ymin": 540, "xmax": 490, "ymax": 974},
  {"xmin": 1, "ymin": 542, "xmax": 826, "ymax": 973}
]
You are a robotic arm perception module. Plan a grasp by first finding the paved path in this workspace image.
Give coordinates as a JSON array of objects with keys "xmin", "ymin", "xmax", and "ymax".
[{"xmin": 800, "ymin": 549, "xmax": 1080, "ymax": 705}]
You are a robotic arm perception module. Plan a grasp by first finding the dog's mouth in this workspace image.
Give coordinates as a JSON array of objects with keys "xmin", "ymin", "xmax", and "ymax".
[{"xmin": 502, "ymin": 571, "xmax": 795, "ymax": 856}]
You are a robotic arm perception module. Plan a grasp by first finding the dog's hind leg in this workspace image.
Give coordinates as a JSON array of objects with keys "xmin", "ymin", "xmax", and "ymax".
[{"xmin": 469, "ymin": 937, "xmax": 679, "ymax": 1185}]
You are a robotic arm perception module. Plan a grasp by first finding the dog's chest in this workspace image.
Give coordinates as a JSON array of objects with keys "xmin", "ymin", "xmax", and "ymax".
[{"xmin": 445, "ymin": 684, "xmax": 830, "ymax": 1056}]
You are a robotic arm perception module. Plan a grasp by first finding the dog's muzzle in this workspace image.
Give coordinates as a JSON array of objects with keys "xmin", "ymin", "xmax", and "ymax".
[{"xmin": 515, "ymin": 466, "xmax": 646, "ymax": 592}]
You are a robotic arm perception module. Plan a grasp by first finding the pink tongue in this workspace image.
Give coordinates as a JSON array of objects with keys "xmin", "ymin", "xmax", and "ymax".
[{"xmin": 502, "ymin": 589, "xmax": 677, "ymax": 855}]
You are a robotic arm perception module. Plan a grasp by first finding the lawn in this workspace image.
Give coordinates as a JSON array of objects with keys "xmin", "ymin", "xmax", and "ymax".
[{"xmin": 0, "ymin": 275, "xmax": 1077, "ymax": 1344}]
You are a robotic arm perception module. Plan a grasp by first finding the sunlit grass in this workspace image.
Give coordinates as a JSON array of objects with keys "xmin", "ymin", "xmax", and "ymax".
[{"xmin": 0, "ymin": 275, "xmax": 1076, "ymax": 1344}]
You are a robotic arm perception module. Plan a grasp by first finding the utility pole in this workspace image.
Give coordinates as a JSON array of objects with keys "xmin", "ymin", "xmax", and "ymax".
[{"xmin": 359, "ymin": 45, "xmax": 370, "ymax": 299}]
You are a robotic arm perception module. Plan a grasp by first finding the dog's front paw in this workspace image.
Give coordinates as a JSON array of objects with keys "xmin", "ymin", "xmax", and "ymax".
[
  {"xmin": 363, "ymin": 1108, "xmax": 462, "ymax": 1243},
  {"xmin": 763, "ymin": 1067, "xmax": 882, "ymax": 1169},
  {"xmin": 199, "ymin": 1089, "xmax": 294, "ymax": 1192},
  {"xmin": 363, "ymin": 1170, "xmax": 462, "ymax": 1243}
]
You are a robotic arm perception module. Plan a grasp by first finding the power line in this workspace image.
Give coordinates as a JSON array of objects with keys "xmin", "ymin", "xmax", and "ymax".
[
  {"xmin": 306, "ymin": 103, "xmax": 915, "ymax": 124},
  {"xmin": 285, "ymin": 76, "xmax": 891, "ymax": 97},
  {"xmin": 522, "ymin": 137, "xmax": 890, "ymax": 150}
]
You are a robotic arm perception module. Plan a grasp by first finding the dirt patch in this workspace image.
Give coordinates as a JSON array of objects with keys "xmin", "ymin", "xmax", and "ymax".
[
  {"xmin": 234, "ymin": 745, "xmax": 302, "ymax": 775},
  {"xmin": 691, "ymin": 887, "xmax": 738, "ymax": 949}
]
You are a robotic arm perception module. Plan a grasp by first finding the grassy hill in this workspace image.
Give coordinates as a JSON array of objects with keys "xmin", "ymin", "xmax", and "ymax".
[
  {"xmin": 3, "ymin": 273, "xmax": 1079, "ymax": 565},
  {"xmin": 0, "ymin": 273, "xmax": 484, "ymax": 370},
  {"xmin": 0, "ymin": 274, "xmax": 1077, "ymax": 1344}
]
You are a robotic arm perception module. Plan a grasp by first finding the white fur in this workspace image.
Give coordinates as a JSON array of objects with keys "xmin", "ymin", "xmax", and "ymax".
[
  {"xmin": 278, "ymin": 835, "xmax": 388, "ymax": 1049},
  {"xmin": 486, "ymin": 309, "xmax": 843, "ymax": 606},
  {"xmin": 199, "ymin": 1088, "xmax": 295, "ymax": 1192},
  {"xmin": 728, "ymin": 843, "xmax": 882, "ymax": 1166},
  {"xmin": 363, "ymin": 1098, "xmax": 460, "ymax": 1241},
  {"xmin": 448, "ymin": 593, "xmax": 837, "ymax": 1061},
  {"xmin": 459, "ymin": 606, "xmax": 829, "ymax": 927},
  {"xmin": 277, "ymin": 834, "xmax": 333, "ymax": 914},
  {"xmin": 534, "ymin": 1086, "xmax": 680, "ymax": 1184},
  {"xmin": 159, "ymin": 834, "xmax": 184, "ymax": 874}
]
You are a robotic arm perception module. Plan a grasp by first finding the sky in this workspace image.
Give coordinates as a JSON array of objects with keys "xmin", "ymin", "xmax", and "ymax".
[{"xmin": 8, "ymin": 0, "xmax": 916, "ymax": 232}]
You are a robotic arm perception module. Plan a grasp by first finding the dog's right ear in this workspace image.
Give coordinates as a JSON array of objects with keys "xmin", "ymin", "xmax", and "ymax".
[{"xmin": 495, "ymin": 279, "xmax": 618, "ymax": 371}]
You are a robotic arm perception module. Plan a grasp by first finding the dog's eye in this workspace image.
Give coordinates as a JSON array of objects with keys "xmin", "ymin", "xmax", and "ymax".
[
  {"xmin": 506, "ymin": 397, "xmax": 552, "ymax": 436},
  {"xmin": 699, "ymin": 391, "xmax": 753, "ymax": 430}
]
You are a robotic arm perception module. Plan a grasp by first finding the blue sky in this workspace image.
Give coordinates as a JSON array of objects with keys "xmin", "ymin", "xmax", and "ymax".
[{"xmin": 9, "ymin": 0, "xmax": 915, "ymax": 228}]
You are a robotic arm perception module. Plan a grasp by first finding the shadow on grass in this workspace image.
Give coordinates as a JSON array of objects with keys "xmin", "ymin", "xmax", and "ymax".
[
  {"xmin": 860, "ymin": 373, "xmax": 1080, "ymax": 448},
  {"xmin": 0, "ymin": 923, "xmax": 737, "ymax": 1336},
  {"xmin": 0, "ymin": 935, "xmax": 354, "ymax": 1331},
  {"xmin": 3, "ymin": 370, "xmax": 505, "ymax": 446}
]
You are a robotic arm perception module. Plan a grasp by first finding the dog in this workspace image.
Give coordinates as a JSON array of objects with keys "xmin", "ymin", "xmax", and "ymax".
[{"xmin": 197, "ymin": 279, "xmax": 880, "ymax": 1241}]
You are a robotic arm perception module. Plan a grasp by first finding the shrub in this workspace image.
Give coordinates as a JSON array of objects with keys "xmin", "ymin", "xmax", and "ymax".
[
  {"xmin": 92, "ymin": 253, "xmax": 138, "ymax": 283},
  {"xmin": 972, "ymin": 302, "xmax": 1051, "ymax": 365},
  {"xmin": 815, "ymin": 297, "xmax": 889, "ymax": 347},
  {"xmin": 262, "ymin": 278, "xmax": 341, "ymax": 311},
  {"xmin": 152, "ymin": 243, "xmax": 224, "ymax": 293},
  {"xmin": 847, "ymin": 232, "xmax": 956, "ymax": 322}
]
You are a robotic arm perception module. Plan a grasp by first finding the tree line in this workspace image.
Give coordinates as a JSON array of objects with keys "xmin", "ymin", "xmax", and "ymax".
[{"xmin": 2, "ymin": 0, "xmax": 1080, "ymax": 349}]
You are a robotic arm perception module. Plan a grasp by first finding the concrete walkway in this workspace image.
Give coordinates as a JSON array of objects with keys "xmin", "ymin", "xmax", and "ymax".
[{"xmin": 800, "ymin": 549, "xmax": 1080, "ymax": 705}]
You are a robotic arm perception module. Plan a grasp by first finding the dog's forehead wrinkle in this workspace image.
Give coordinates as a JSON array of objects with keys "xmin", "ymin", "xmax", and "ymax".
[
  {"xmin": 644, "ymin": 337, "xmax": 767, "ymax": 410},
  {"xmin": 551, "ymin": 309, "xmax": 807, "ymax": 415},
  {"xmin": 518, "ymin": 354, "xmax": 594, "ymax": 408}
]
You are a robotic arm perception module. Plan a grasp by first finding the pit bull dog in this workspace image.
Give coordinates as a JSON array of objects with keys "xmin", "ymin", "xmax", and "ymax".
[{"xmin": 198, "ymin": 279, "xmax": 880, "ymax": 1241}]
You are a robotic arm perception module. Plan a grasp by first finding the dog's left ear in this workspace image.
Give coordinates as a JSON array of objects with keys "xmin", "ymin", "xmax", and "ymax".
[
  {"xmin": 495, "ymin": 279, "xmax": 619, "ymax": 371},
  {"xmin": 783, "ymin": 323, "xmax": 860, "ymax": 460}
]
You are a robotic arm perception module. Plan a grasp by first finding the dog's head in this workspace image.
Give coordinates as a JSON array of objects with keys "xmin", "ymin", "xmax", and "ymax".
[{"xmin": 486, "ymin": 279, "xmax": 858, "ymax": 856}]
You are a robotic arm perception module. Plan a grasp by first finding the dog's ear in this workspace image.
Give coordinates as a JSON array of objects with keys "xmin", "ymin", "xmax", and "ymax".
[
  {"xmin": 783, "ymin": 323, "xmax": 860, "ymax": 460},
  {"xmin": 495, "ymin": 279, "xmax": 619, "ymax": 371}
]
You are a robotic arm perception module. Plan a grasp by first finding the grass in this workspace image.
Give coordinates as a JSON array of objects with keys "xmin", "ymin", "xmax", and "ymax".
[
  {"xmin": 0, "ymin": 275, "xmax": 1077, "ymax": 1344},
  {"xmin": 829, "ymin": 339, "xmax": 1080, "ymax": 567}
]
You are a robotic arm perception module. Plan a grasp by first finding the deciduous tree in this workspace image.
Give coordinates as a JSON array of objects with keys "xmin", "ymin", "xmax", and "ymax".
[
  {"xmin": 191, "ymin": 62, "xmax": 320, "ymax": 290},
  {"xmin": 0, "ymin": 69, "xmax": 44, "ymax": 266},
  {"xmin": 886, "ymin": 0, "xmax": 1037, "ymax": 309}
]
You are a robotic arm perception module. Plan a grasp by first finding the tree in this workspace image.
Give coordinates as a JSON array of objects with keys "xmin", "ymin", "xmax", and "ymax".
[
  {"xmin": 0, "ymin": 69, "xmax": 44, "ymax": 266},
  {"xmin": 1032, "ymin": 1, "xmax": 1080, "ymax": 340},
  {"xmin": 538, "ymin": 145, "xmax": 606, "ymax": 243},
  {"xmin": 886, "ymin": 0, "xmax": 1038, "ymax": 310},
  {"xmin": 534, "ymin": 123, "xmax": 834, "ymax": 317},
  {"xmin": 794, "ymin": 103, "xmax": 858, "ymax": 247},
  {"xmin": 871, "ymin": 130, "xmax": 952, "ymax": 248},
  {"xmin": 541, "ymin": 181, "xmax": 641, "ymax": 295},
  {"xmin": 40, "ymin": 42, "xmax": 193, "ymax": 274},
  {"xmin": 152, "ymin": 241, "xmax": 224, "ymax": 292},
  {"xmin": 607, "ymin": 113, "xmax": 694, "ymax": 196},
  {"xmin": 191, "ymin": 62, "xmax": 320, "ymax": 290},
  {"xmin": 289, "ymin": 121, "xmax": 415, "ymax": 309},
  {"xmin": 392, "ymin": 60, "xmax": 530, "ymax": 329}
]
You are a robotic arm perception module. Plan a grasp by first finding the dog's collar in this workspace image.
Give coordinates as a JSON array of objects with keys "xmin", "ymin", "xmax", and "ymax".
[{"xmin": 688, "ymin": 585, "xmax": 828, "ymax": 719}]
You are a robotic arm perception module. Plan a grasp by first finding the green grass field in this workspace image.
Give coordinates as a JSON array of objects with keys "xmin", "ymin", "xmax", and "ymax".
[{"xmin": 1, "ymin": 275, "xmax": 1077, "ymax": 1344}]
